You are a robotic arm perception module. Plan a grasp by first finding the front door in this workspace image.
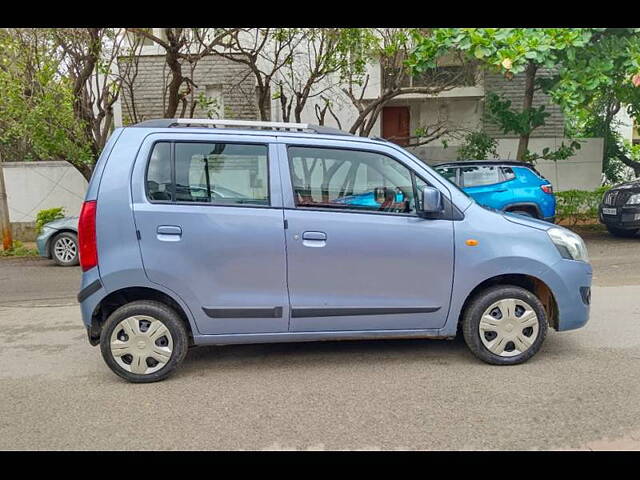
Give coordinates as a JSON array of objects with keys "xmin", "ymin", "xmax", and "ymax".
[
  {"xmin": 382, "ymin": 106, "xmax": 410, "ymax": 146},
  {"xmin": 132, "ymin": 136, "xmax": 289, "ymax": 335},
  {"xmin": 281, "ymin": 144, "xmax": 454, "ymax": 332}
]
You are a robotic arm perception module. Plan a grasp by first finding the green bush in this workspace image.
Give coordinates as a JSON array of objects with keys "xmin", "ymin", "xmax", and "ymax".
[
  {"xmin": 35, "ymin": 207, "xmax": 65, "ymax": 234},
  {"xmin": 555, "ymin": 186, "xmax": 609, "ymax": 225},
  {"xmin": 0, "ymin": 240, "xmax": 39, "ymax": 257}
]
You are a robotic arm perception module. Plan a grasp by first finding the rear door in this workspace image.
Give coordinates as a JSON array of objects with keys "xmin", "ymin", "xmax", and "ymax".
[
  {"xmin": 278, "ymin": 140, "xmax": 455, "ymax": 332},
  {"xmin": 131, "ymin": 133, "xmax": 289, "ymax": 335}
]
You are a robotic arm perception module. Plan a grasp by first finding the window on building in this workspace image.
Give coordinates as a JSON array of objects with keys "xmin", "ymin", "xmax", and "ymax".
[{"xmin": 204, "ymin": 85, "xmax": 224, "ymax": 119}]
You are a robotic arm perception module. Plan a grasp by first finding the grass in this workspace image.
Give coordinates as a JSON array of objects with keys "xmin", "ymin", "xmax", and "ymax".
[{"xmin": 0, "ymin": 240, "xmax": 39, "ymax": 257}]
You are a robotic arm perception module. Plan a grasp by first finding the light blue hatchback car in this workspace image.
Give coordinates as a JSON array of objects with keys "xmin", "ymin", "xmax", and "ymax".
[{"xmin": 77, "ymin": 119, "xmax": 592, "ymax": 382}]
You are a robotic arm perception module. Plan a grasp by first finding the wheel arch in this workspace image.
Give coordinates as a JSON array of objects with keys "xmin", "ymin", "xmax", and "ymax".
[
  {"xmin": 88, "ymin": 286, "xmax": 195, "ymax": 346},
  {"xmin": 503, "ymin": 202, "xmax": 542, "ymax": 219},
  {"xmin": 458, "ymin": 273, "xmax": 558, "ymax": 331}
]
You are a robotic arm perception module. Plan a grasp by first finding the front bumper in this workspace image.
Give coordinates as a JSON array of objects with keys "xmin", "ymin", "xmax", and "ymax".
[
  {"xmin": 599, "ymin": 204, "xmax": 640, "ymax": 229},
  {"xmin": 544, "ymin": 258, "xmax": 592, "ymax": 331},
  {"xmin": 35, "ymin": 230, "xmax": 53, "ymax": 258}
]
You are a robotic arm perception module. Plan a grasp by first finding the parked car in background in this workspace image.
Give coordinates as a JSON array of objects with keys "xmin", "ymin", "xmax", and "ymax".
[
  {"xmin": 599, "ymin": 179, "xmax": 640, "ymax": 238},
  {"xmin": 36, "ymin": 217, "xmax": 79, "ymax": 266},
  {"xmin": 434, "ymin": 161, "xmax": 556, "ymax": 223}
]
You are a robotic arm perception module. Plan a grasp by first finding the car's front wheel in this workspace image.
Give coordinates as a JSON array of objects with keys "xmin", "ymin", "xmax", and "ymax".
[
  {"xmin": 462, "ymin": 285, "xmax": 548, "ymax": 365},
  {"xmin": 50, "ymin": 232, "xmax": 79, "ymax": 266},
  {"xmin": 100, "ymin": 300, "xmax": 189, "ymax": 383}
]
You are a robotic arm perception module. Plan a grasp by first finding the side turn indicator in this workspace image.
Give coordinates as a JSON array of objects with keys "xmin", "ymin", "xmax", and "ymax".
[{"xmin": 465, "ymin": 239, "xmax": 479, "ymax": 246}]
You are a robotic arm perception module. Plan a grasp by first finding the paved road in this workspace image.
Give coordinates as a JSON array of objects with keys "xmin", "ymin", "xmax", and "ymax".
[{"xmin": 0, "ymin": 230, "xmax": 639, "ymax": 450}]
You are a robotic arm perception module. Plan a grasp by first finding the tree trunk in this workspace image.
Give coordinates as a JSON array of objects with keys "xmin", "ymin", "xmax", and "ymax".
[
  {"xmin": 516, "ymin": 62, "xmax": 538, "ymax": 162},
  {"xmin": 164, "ymin": 50, "xmax": 183, "ymax": 118},
  {"xmin": 619, "ymin": 153, "xmax": 640, "ymax": 178}
]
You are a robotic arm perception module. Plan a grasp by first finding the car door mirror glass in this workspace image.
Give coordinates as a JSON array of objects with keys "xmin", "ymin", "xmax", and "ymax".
[{"xmin": 420, "ymin": 186, "xmax": 443, "ymax": 215}]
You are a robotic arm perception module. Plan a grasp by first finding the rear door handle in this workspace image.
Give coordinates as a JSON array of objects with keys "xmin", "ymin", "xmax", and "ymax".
[{"xmin": 157, "ymin": 225, "xmax": 182, "ymax": 241}]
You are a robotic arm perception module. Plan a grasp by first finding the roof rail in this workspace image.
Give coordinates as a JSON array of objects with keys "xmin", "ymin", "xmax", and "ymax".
[{"xmin": 132, "ymin": 118, "xmax": 352, "ymax": 136}]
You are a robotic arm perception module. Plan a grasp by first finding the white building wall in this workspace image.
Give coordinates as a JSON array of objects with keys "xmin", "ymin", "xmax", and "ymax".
[{"xmin": 1, "ymin": 161, "xmax": 88, "ymax": 223}]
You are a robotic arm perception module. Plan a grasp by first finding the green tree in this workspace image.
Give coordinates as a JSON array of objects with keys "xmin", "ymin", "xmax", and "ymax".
[
  {"xmin": 0, "ymin": 29, "xmax": 93, "ymax": 168},
  {"xmin": 410, "ymin": 28, "xmax": 595, "ymax": 161},
  {"xmin": 542, "ymin": 28, "xmax": 640, "ymax": 179}
]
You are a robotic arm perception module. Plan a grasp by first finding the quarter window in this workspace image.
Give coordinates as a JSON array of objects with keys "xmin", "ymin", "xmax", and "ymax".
[
  {"xmin": 288, "ymin": 147, "xmax": 420, "ymax": 214},
  {"xmin": 500, "ymin": 167, "xmax": 516, "ymax": 181},
  {"xmin": 147, "ymin": 142, "xmax": 173, "ymax": 201}
]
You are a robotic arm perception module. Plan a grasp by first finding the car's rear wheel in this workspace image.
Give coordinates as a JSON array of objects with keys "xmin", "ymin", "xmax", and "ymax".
[
  {"xmin": 50, "ymin": 232, "xmax": 79, "ymax": 266},
  {"xmin": 462, "ymin": 285, "xmax": 548, "ymax": 365},
  {"xmin": 100, "ymin": 300, "xmax": 188, "ymax": 383},
  {"xmin": 606, "ymin": 225, "xmax": 638, "ymax": 238}
]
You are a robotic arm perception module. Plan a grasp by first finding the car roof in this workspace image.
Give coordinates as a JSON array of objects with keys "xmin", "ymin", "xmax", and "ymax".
[{"xmin": 433, "ymin": 160, "xmax": 536, "ymax": 168}]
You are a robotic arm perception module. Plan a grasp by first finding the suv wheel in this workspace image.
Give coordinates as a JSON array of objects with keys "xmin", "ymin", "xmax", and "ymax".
[
  {"xmin": 462, "ymin": 285, "xmax": 548, "ymax": 365},
  {"xmin": 100, "ymin": 300, "xmax": 189, "ymax": 383},
  {"xmin": 511, "ymin": 210, "xmax": 535, "ymax": 218},
  {"xmin": 50, "ymin": 232, "xmax": 79, "ymax": 266},
  {"xmin": 606, "ymin": 225, "xmax": 638, "ymax": 238}
]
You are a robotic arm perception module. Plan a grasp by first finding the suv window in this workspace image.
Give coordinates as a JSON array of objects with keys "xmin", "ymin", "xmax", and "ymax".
[
  {"xmin": 500, "ymin": 166, "xmax": 516, "ymax": 181},
  {"xmin": 460, "ymin": 165, "xmax": 501, "ymax": 187},
  {"xmin": 288, "ymin": 146, "xmax": 421, "ymax": 214},
  {"xmin": 146, "ymin": 142, "xmax": 269, "ymax": 206},
  {"xmin": 436, "ymin": 166, "xmax": 459, "ymax": 186}
]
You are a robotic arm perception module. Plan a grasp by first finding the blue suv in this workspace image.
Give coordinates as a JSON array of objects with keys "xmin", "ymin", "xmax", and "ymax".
[
  {"xmin": 77, "ymin": 119, "xmax": 590, "ymax": 382},
  {"xmin": 435, "ymin": 161, "xmax": 556, "ymax": 222}
]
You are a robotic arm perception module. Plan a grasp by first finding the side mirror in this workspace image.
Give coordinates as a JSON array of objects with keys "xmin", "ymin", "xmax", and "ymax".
[{"xmin": 419, "ymin": 186, "xmax": 443, "ymax": 216}]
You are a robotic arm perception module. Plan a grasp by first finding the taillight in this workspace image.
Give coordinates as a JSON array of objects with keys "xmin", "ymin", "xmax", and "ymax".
[
  {"xmin": 541, "ymin": 184, "xmax": 553, "ymax": 194},
  {"xmin": 78, "ymin": 200, "xmax": 98, "ymax": 272}
]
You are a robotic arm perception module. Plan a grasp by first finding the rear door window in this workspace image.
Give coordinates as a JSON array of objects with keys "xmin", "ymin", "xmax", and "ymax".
[
  {"xmin": 145, "ymin": 141, "xmax": 270, "ymax": 206},
  {"xmin": 460, "ymin": 165, "xmax": 501, "ymax": 187}
]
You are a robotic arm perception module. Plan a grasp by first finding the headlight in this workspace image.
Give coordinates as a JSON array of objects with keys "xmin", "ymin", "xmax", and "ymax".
[
  {"xmin": 547, "ymin": 227, "xmax": 589, "ymax": 263},
  {"xmin": 626, "ymin": 193, "xmax": 640, "ymax": 205}
]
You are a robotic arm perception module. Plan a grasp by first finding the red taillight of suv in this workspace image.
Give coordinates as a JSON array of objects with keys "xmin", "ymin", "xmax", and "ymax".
[
  {"xmin": 78, "ymin": 200, "xmax": 98, "ymax": 272},
  {"xmin": 541, "ymin": 184, "xmax": 553, "ymax": 194}
]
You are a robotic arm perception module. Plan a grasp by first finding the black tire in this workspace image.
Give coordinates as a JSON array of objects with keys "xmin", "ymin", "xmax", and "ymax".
[
  {"xmin": 606, "ymin": 225, "xmax": 638, "ymax": 238},
  {"xmin": 100, "ymin": 300, "xmax": 189, "ymax": 383},
  {"xmin": 50, "ymin": 231, "xmax": 79, "ymax": 266},
  {"xmin": 462, "ymin": 285, "xmax": 548, "ymax": 365},
  {"xmin": 511, "ymin": 210, "xmax": 535, "ymax": 218}
]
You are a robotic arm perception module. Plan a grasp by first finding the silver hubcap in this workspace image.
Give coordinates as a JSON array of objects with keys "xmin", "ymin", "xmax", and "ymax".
[
  {"xmin": 479, "ymin": 298, "xmax": 539, "ymax": 357},
  {"xmin": 54, "ymin": 237, "xmax": 77, "ymax": 263},
  {"xmin": 110, "ymin": 316, "xmax": 173, "ymax": 375}
]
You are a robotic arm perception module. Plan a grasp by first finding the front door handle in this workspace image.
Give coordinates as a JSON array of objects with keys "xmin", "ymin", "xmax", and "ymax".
[
  {"xmin": 157, "ymin": 225, "xmax": 182, "ymax": 241},
  {"xmin": 301, "ymin": 231, "xmax": 327, "ymax": 247}
]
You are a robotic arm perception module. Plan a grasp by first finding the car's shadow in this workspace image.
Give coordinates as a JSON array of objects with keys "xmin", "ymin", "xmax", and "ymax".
[{"xmin": 180, "ymin": 334, "xmax": 472, "ymax": 373}]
